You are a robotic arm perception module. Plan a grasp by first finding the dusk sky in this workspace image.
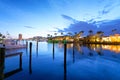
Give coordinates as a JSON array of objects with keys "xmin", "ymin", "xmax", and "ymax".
[{"xmin": 0, "ymin": 0, "xmax": 120, "ymax": 38}]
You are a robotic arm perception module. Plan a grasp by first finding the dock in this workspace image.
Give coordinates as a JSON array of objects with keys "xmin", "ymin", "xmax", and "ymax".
[{"xmin": 0, "ymin": 44, "xmax": 27, "ymax": 50}]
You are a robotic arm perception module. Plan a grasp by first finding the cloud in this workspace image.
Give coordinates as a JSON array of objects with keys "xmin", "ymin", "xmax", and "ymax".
[
  {"xmin": 84, "ymin": 1, "xmax": 115, "ymax": 23},
  {"xmin": 24, "ymin": 26, "xmax": 35, "ymax": 29},
  {"xmin": 61, "ymin": 15, "xmax": 98, "ymax": 35},
  {"xmin": 98, "ymin": 19, "xmax": 120, "ymax": 35},
  {"xmin": 99, "ymin": 0, "xmax": 120, "ymax": 16},
  {"xmin": 61, "ymin": 14, "xmax": 79, "ymax": 23},
  {"xmin": 64, "ymin": 19, "xmax": 120, "ymax": 36},
  {"xmin": 53, "ymin": 27, "xmax": 64, "ymax": 32},
  {"xmin": 60, "ymin": 15, "xmax": 120, "ymax": 36}
]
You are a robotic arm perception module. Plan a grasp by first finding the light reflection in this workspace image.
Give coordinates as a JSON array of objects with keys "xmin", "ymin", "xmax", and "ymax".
[
  {"xmin": 86, "ymin": 44, "xmax": 120, "ymax": 53},
  {"xmin": 102, "ymin": 45, "xmax": 120, "ymax": 53},
  {"xmin": 58, "ymin": 42, "xmax": 120, "ymax": 54},
  {"xmin": 58, "ymin": 43, "xmax": 63, "ymax": 48},
  {"xmin": 58, "ymin": 43, "xmax": 83, "ymax": 54},
  {"xmin": 58, "ymin": 43, "xmax": 73, "ymax": 49}
]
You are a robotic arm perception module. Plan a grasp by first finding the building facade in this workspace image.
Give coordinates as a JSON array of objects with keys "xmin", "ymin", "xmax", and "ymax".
[{"xmin": 18, "ymin": 34, "xmax": 22, "ymax": 40}]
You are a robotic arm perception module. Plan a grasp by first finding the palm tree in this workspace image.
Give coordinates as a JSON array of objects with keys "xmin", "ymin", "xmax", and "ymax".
[
  {"xmin": 54, "ymin": 33, "xmax": 57, "ymax": 36},
  {"xmin": 61, "ymin": 32, "xmax": 63, "ymax": 36},
  {"xmin": 88, "ymin": 30, "xmax": 93, "ymax": 36},
  {"xmin": 50, "ymin": 35, "xmax": 52, "ymax": 38},
  {"xmin": 88, "ymin": 30, "xmax": 93, "ymax": 42},
  {"xmin": 96, "ymin": 31, "xmax": 104, "ymax": 42},
  {"xmin": 0, "ymin": 33, "xmax": 2, "ymax": 42},
  {"xmin": 0, "ymin": 33, "xmax": 5, "ymax": 43},
  {"xmin": 112, "ymin": 29, "xmax": 117, "ymax": 35},
  {"xmin": 79, "ymin": 31, "xmax": 84, "ymax": 34},
  {"xmin": 2, "ymin": 35, "xmax": 5, "ymax": 39},
  {"xmin": 74, "ymin": 31, "xmax": 84, "ymax": 42},
  {"xmin": 47, "ymin": 34, "xmax": 50, "ymax": 38},
  {"xmin": 67, "ymin": 32, "xmax": 72, "ymax": 36},
  {"xmin": 79, "ymin": 31, "xmax": 84, "ymax": 37},
  {"xmin": 0, "ymin": 33, "xmax": 2, "ymax": 37},
  {"xmin": 96, "ymin": 31, "xmax": 104, "ymax": 36},
  {"xmin": 74, "ymin": 32, "xmax": 77, "ymax": 35}
]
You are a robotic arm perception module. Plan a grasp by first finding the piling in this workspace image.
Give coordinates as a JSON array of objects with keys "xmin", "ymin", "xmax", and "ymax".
[
  {"xmin": 53, "ymin": 41, "xmax": 55, "ymax": 60},
  {"xmin": 73, "ymin": 43, "xmax": 75, "ymax": 63},
  {"xmin": 0, "ymin": 48, "xmax": 5, "ymax": 80},
  {"xmin": 36, "ymin": 41, "xmax": 38, "ymax": 56},
  {"xmin": 26, "ymin": 41, "xmax": 28, "ymax": 48},
  {"xmin": 29, "ymin": 42, "xmax": 32, "ymax": 74},
  {"xmin": 20, "ymin": 53, "xmax": 22, "ymax": 69},
  {"xmin": 64, "ymin": 43, "xmax": 67, "ymax": 80}
]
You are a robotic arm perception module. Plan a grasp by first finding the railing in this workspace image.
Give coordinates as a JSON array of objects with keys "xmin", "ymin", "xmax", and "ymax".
[
  {"xmin": 0, "ymin": 48, "xmax": 23, "ymax": 79},
  {"xmin": 5, "ymin": 52, "xmax": 23, "ymax": 78}
]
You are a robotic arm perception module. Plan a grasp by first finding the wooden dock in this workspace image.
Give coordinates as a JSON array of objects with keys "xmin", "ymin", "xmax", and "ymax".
[{"xmin": 0, "ymin": 44, "xmax": 27, "ymax": 50}]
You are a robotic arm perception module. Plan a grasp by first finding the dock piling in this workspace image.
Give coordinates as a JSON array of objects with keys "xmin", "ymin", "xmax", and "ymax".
[
  {"xmin": 64, "ymin": 43, "xmax": 67, "ymax": 80},
  {"xmin": 53, "ymin": 41, "xmax": 55, "ymax": 60},
  {"xmin": 0, "ymin": 48, "xmax": 5, "ymax": 80},
  {"xmin": 29, "ymin": 42, "xmax": 32, "ymax": 74}
]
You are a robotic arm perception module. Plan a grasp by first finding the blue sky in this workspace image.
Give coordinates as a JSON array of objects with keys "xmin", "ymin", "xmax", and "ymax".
[{"xmin": 0, "ymin": 0, "xmax": 120, "ymax": 38}]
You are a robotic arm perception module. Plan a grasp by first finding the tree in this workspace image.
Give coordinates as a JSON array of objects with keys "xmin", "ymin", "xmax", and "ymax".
[
  {"xmin": 74, "ymin": 31, "xmax": 84, "ymax": 42},
  {"xmin": 79, "ymin": 31, "xmax": 84, "ymax": 34},
  {"xmin": 54, "ymin": 33, "xmax": 57, "ymax": 36},
  {"xmin": 74, "ymin": 32, "xmax": 77, "ymax": 35},
  {"xmin": 0, "ymin": 33, "xmax": 2, "ymax": 37},
  {"xmin": 47, "ymin": 34, "xmax": 50, "ymax": 38},
  {"xmin": 67, "ymin": 32, "xmax": 72, "ymax": 36},
  {"xmin": 50, "ymin": 35, "xmax": 52, "ymax": 38},
  {"xmin": 112, "ymin": 29, "xmax": 117, "ymax": 35},
  {"xmin": 0, "ymin": 33, "xmax": 5, "ymax": 43},
  {"xmin": 96, "ymin": 31, "xmax": 104, "ymax": 36},
  {"xmin": 88, "ymin": 30, "xmax": 93, "ymax": 36},
  {"xmin": 2, "ymin": 36, "xmax": 5, "ymax": 39},
  {"xmin": 61, "ymin": 32, "xmax": 63, "ymax": 36},
  {"xmin": 96, "ymin": 31, "xmax": 104, "ymax": 42},
  {"xmin": 79, "ymin": 31, "xmax": 84, "ymax": 37}
]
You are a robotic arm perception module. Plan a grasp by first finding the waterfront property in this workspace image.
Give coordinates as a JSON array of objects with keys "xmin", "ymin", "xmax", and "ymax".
[
  {"xmin": 0, "ymin": 39, "xmax": 27, "ymax": 49},
  {"xmin": 48, "ymin": 32, "xmax": 120, "ymax": 44},
  {"xmin": 1, "ymin": 41, "xmax": 120, "ymax": 80}
]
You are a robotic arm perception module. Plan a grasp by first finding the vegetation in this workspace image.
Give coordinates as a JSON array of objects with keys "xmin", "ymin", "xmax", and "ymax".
[
  {"xmin": 0, "ymin": 32, "xmax": 5, "ymax": 43},
  {"xmin": 47, "ymin": 29, "xmax": 120, "ymax": 45}
]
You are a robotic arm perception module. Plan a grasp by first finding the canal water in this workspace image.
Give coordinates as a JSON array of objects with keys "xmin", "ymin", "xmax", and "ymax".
[{"xmin": 3, "ymin": 41, "xmax": 120, "ymax": 80}]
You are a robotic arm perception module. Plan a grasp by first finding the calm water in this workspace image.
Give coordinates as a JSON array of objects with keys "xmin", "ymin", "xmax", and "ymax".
[{"xmin": 3, "ymin": 41, "xmax": 120, "ymax": 80}]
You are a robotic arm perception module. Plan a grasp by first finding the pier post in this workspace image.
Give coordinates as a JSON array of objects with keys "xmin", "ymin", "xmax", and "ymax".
[
  {"xmin": 16, "ymin": 40, "xmax": 18, "ymax": 45},
  {"xmin": 29, "ymin": 42, "xmax": 32, "ymax": 74},
  {"xmin": 36, "ymin": 41, "xmax": 38, "ymax": 56},
  {"xmin": 73, "ymin": 43, "xmax": 75, "ymax": 63},
  {"xmin": 20, "ymin": 53, "xmax": 22, "ymax": 70},
  {"xmin": 0, "ymin": 48, "xmax": 5, "ymax": 80},
  {"xmin": 64, "ymin": 43, "xmax": 67, "ymax": 80},
  {"xmin": 22, "ymin": 39, "xmax": 24, "ymax": 45},
  {"xmin": 26, "ymin": 41, "xmax": 28, "ymax": 48},
  {"xmin": 26, "ymin": 41, "xmax": 28, "ymax": 55},
  {"xmin": 37, "ymin": 40, "xmax": 38, "ymax": 47},
  {"xmin": 53, "ymin": 41, "xmax": 55, "ymax": 60},
  {"xmin": 30, "ymin": 42, "xmax": 32, "ymax": 54}
]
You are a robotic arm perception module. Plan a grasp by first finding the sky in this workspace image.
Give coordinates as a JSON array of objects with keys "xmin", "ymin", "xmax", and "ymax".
[{"xmin": 0, "ymin": 0, "xmax": 120, "ymax": 38}]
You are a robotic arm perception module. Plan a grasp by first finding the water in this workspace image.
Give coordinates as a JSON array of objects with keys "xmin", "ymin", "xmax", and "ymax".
[{"xmin": 2, "ymin": 41, "xmax": 120, "ymax": 80}]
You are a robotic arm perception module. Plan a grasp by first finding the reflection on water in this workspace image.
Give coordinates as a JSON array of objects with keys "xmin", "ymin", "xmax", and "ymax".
[
  {"xmin": 102, "ymin": 45, "xmax": 120, "ymax": 53},
  {"xmin": 1, "ymin": 42, "xmax": 120, "ymax": 80},
  {"xmin": 36, "ymin": 41, "xmax": 38, "ymax": 57},
  {"xmin": 88, "ymin": 44, "xmax": 120, "ymax": 54},
  {"xmin": 72, "ymin": 43, "xmax": 75, "ymax": 63}
]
